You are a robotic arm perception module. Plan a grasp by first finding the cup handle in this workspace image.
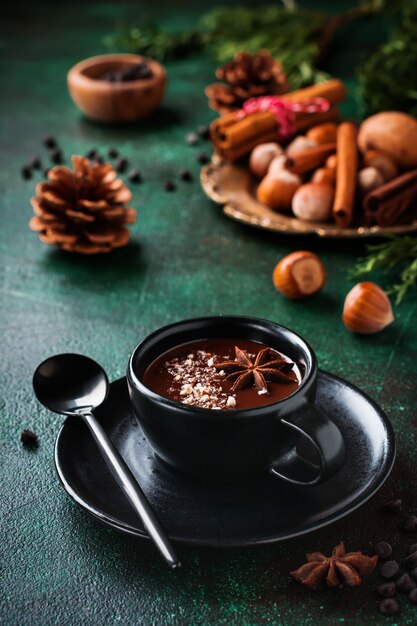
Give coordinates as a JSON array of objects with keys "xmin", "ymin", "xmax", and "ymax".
[{"xmin": 269, "ymin": 402, "xmax": 345, "ymax": 486}]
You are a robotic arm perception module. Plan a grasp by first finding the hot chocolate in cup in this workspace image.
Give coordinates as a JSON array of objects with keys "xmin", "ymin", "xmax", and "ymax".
[{"xmin": 127, "ymin": 316, "xmax": 345, "ymax": 483}]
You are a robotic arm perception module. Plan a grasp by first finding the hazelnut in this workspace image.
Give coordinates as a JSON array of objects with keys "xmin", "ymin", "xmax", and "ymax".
[
  {"xmin": 257, "ymin": 169, "xmax": 302, "ymax": 212},
  {"xmin": 286, "ymin": 136, "xmax": 317, "ymax": 159},
  {"xmin": 272, "ymin": 251, "xmax": 326, "ymax": 300},
  {"xmin": 358, "ymin": 111, "xmax": 417, "ymax": 169},
  {"xmin": 342, "ymin": 282, "xmax": 394, "ymax": 334},
  {"xmin": 306, "ymin": 123, "xmax": 338, "ymax": 145},
  {"xmin": 325, "ymin": 154, "xmax": 337, "ymax": 170},
  {"xmin": 267, "ymin": 155, "xmax": 288, "ymax": 176},
  {"xmin": 358, "ymin": 167, "xmax": 385, "ymax": 195},
  {"xmin": 311, "ymin": 167, "xmax": 335, "ymax": 186},
  {"xmin": 292, "ymin": 183, "xmax": 334, "ymax": 222},
  {"xmin": 363, "ymin": 150, "xmax": 398, "ymax": 182},
  {"xmin": 250, "ymin": 143, "xmax": 284, "ymax": 178}
]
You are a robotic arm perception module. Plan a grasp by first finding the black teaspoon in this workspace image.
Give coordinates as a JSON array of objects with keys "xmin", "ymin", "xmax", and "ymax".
[{"xmin": 33, "ymin": 353, "xmax": 180, "ymax": 569}]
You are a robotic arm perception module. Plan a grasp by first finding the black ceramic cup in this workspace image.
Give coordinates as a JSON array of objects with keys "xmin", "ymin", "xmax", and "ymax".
[{"xmin": 127, "ymin": 316, "xmax": 345, "ymax": 485}]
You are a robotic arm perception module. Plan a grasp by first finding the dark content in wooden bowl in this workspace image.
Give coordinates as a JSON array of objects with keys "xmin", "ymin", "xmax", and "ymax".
[{"xmin": 67, "ymin": 54, "xmax": 167, "ymax": 123}]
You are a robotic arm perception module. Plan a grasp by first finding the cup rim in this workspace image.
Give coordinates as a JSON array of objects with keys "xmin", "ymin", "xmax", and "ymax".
[{"xmin": 127, "ymin": 315, "xmax": 316, "ymax": 417}]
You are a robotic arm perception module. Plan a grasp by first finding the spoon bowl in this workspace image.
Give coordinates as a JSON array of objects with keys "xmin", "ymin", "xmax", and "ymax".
[
  {"xmin": 33, "ymin": 353, "xmax": 180, "ymax": 569},
  {"xmin": 33, "ymin": 354, "xmax": 108, "ymax": 415}
]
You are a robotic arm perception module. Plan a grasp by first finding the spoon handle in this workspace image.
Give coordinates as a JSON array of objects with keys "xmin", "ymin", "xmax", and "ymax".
[{"xmin": 81, "ymin": 411, "xmax": 180, "ymax": 569}]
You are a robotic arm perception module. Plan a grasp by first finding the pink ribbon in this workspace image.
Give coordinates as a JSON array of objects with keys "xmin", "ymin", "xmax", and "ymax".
[{"xmin": 236, "ymin": 95, "xmax": 330, "ymax": 140}]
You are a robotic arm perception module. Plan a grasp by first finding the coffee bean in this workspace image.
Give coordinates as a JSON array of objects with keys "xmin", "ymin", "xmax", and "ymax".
[
  {"xmin": 380, "ymin": 560, "xmax": 400, "ymax": 579},
  {"xmin": 396, "ymin": 573, "xmax": 416, "ymax": 593},
  {"xmin": 375, "ymin": 541, "xmax": 393, "ymax": 559},
  {"xmin": 119, "ymin": 62, "xmax": 153, "ymax": 81},
  {"xmin": 164, "ymin": 180, "xmax": 176, "ymax": 192},
  {"xmin": 179, "ymin": 169, "xmax": 193, "ymax": 182},
  {"xmin": 20, "ymin": 429, "xmax": 38, "ymax": 445},
  {"xmin": 127, "ymin": 169, "xmax": 142, "ymax": 183},
  {"xmin": 21, "ymin": 166, "xmax": 32, "ymax": 180},
  {"xmin": 409, "ymin": 566, "xmax": 417, "ymax": 581},
  {"xmin": 197, "ymin": 152, "xmax": 209, "ymax": 164},
  {"xmin": 401, "ymin": 514, "xmax": 417, "ymax": 532},
  {"xmin": 86, "ymin": 149, "xmax": 98, "ymax": 159},
  {"xmin": 377, "ymin": 582, "xmax": 396, "ymax": 598},
  {"xmin": 409, "ymin": 588, "xmax": 417, "ymax": 603},
  {"xmin": 104, "ymin": 71, "xmax": 121, "ymax": 82},
  {"xmin": 404, "ymin": 551, "xmax": 417, "ymax": 569},
  {"xmin": 186, "ymin": 132, "xmax": 198, "ymax": 146},
  {"xmin": 30, "ymin": 157, "xmax": 42, "ymax": 169},
  {"xmin": 378, "ymin": 598, "xmax": 400, "ymax": 615},
  {"xmin": 197, "ymin": 125, "xmax": 210, "ymax": 139},
  {"xmin": 50, "ymin": 149, "xmax": 63, "ymax": 164},
  {"xmin": 115, "ymin": 157, "xmax": 128, "ymax": 173},
  {"xmin": 408, "ymin": 544, "xmax": 417, "ymax": 555},
  {"xmin": 382, "ymin": 499, "xmax": 402, "ymax": 513},
  {"xmin": 108, "ymin": 148, "xmax": 119, "ymax": 159},
  {"xmin": 103, "ymin": 62, "xmax": 152, "ymax": 83},
  {"xmin": 42, "ymin": 134, "xmax": 56, "ymax": 148}
]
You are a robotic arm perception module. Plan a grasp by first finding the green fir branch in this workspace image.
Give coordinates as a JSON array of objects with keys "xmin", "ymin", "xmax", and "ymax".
[
  {"xmin": 358, "ymin": 1, "xmax": 417, "ymax": 116},
  {"xmin": 349, "ymin": 236, "xmax": 417, "ymax": 304},
  {"xmin": 104, "ymin": 6, "xmax": 336, "ymax": 89}
]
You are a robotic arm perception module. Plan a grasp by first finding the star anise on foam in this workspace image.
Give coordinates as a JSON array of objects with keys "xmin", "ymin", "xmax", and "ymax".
[
  {"xmin": 214, "ymin": 346, "xmax": 297, "ymax": 392},
  {"xmin": 290, "ymin": 543, "xmax": 378, "ymax": 590}
]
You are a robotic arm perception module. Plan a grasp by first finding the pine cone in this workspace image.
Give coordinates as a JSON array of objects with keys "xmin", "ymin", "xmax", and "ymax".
[
  {"xmin": 205, "ymin": 50, "xmax": 289, "ymax": 114},
  {"xmin": 29, "ymin": 156, "xmax": 137, "ymax": 254}
]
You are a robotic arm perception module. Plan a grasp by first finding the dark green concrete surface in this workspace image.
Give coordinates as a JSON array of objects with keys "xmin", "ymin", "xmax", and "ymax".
[{"xmin": 0, "ymin": 2, "xmax": 416, "ymax": 624}]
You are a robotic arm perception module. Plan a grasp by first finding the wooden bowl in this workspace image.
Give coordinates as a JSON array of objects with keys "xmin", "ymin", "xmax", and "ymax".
[{"xmin": 67, "ymin": 54, "xmax": 167, "ymax": 123}]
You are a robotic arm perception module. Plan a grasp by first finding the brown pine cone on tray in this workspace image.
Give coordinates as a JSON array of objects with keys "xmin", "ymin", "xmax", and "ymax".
[
  {"xmin": 29, "ymin": 155, "xmax": 137, "ymax": 254},
  {"xmin": 205, "ymin": 50, "xmax": 289, "ymax": 114}
]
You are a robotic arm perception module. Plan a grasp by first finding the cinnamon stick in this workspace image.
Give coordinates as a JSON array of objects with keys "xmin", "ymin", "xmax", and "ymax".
[
  {"xmin": 363, "ymin": 170, "xmax": 417, "ymax": 226},
  {"xmin": 215, "ymin": 111, "xmax": 276, "ymax": 151},
  {"xmin": 286, "ymin": 143, "xmax": 336, "ymax": 175},
  {"xmin": 279, "ymin": 79, "xmax": 346, "ymax": 105},
  {"xmin": 294, "ymin": 107, "xmax": 340, "ymax": 133},
  {"xmin": 210, "ymin": 79, "xmax": 346, "ymax": 161},
  {"xmin": 211, "ymin": 107, "xmax": 339, "ymax": 162},
  {"xmin": 332, "ymin": 122, "xmax": 358, "ymax": 227}
]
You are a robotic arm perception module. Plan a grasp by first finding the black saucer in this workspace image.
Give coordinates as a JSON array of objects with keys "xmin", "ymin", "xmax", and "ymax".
[{"xmin": 54, "ymin": 372, "xmax": 395, "ymax": 547}]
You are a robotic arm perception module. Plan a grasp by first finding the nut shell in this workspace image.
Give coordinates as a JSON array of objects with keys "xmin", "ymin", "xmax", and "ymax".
[
  {"xmin": 358, "ymin": 112, "xmax": 417, "ymax": 169},
  {"xmin": 311, "ymin": 168, "xmax": 335, "ymax": 186},
  {"xmin": 292, "ymin": 183, "xmax": 334, "ymax": 222},
  {"xmin": 268, "ymin": 155, "xmax": 288, "ymax": 176},
  {"xmin": 358, "ymin": 167, "xmax": 385, "ymax": 194},
  {"xmin": 306, "ymin": 123, "xmax": 338, "ymax": 145},
  {"xmin": 257, "ymin": 170, "xmax": 301, "ymax": 211},
  {"xmin": 342, "ymin": 282, "xmax": 394, "ymax": 334},
  {"xmin": 250, "ymin": 143, "xmax": 283, "ymax": 178},
  {"xmin": 363, "ymin": 150, "xmax": 398, "ymax": 182},
  {"xmin": 286, "ymin": 136, "xmax": 317, "ymax": 159},
  {"xmin": 272, "ymin": 251, "xmax": 326, "ymax": 300},
  {"xmin": 325, "ymin": 154, "xmax": 337, "ymax": 171}
]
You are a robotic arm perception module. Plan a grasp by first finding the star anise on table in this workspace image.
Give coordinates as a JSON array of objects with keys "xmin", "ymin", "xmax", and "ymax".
[
  {"xmin": 290, "ymin": 543, "xmax": 378, "ymax": 590},
  {"xmin": 214, "ymin": 346, "xmax": 297, "ymax": 393}
]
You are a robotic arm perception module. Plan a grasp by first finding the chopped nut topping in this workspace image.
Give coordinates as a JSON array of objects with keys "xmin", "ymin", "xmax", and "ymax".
[
  {"xmin": 164, "ymin": 349, "xmax": 237, "ymax": 410},
  {"xmin": 162, "ymin": 344, "xmax": 297, "ymax": 410}
]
